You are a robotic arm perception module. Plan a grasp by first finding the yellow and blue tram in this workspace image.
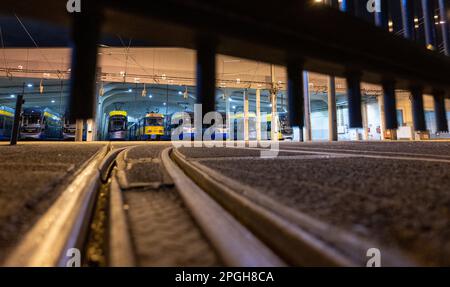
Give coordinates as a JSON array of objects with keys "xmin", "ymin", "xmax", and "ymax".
[
  {"xmin": 20, "ymin": 107, "xmax": 63, "ymax": 140},
  {"xmin": 129, "ymin": 113, "xmax": 165, "ymax": 141},
  {"xmin": 0, "ymin": 106, "xmax": 14, "ymax": 141},
  {"xmin": 108, "ymin": 110, "xmax": 128, "ymax": 140}
]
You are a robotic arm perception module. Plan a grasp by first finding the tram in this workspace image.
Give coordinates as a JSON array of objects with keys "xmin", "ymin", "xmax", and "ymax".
[
  {"xmin": 20, "ymin": 107, "xmax": 63, "ymax": 140},
  {"xmin": 108, "ymin": 110, "xmax": 128, "ymax": 140},
  {"xmin": 63, "ymin": 119, "xmax": 76, "ymax": 140},
  {"xmin": 135, "ymin": 113, "xmax": 165, "ymax": 141},
  {"xmin": 167, "ymin": 112, "xmax": 228, "ymax": 141},
  {"xmin": 0, "ymin": 106, "xmax": 14, "ymax": 141}
]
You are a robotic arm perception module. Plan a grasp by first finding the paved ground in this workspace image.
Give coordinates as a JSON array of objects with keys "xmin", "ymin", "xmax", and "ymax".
[
  {"xmin": 117, "ymin": 144, "xmax": 221, "ymax": 266},
  {"xmin": 177, "ymin": 141, "xmax": 450, "ymax": 266},
  {"xmin": 1, "ymin": 140, "xmax": 450, "ymax": 266},
  {"xmin": 0, "ymin": 142, "xmax": 106, "ymax": 263}
]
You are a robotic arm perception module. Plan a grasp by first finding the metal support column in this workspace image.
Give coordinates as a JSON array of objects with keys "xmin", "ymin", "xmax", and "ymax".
[
  {"xmin": 438, "ymin": 0, "xmax": 450, "ymax": 55},
  {"xmin": 75, "ymin": 119, "xmax": 84, "ymax": 142},
  {"xmin": 346, "ymin": 72, "xmax": 363, "ymax": 128},
  {"xmin": 411, "ymin": 86, "xmax": 427, "ymax": 131},
  {"xmin": 256, "ymin": 89, "xmax": 262, "ymax": 141},
  {"xmin": 378, "ymin": 94, "xmax": 386, "ymax": 140},
  {"xmin": 243, "ymin": 89, "xmax": 249, "ymax": 141},
  {"xmin": 433, "ymin": 91, "xmax": 449, "ymax": 132},
  {"xmin": 10, "ymin": 95, "xmax": 24, "ymax": 146},
  {"xmin": 382, "ymin": 80, "xmax": 398, "ymax": 134},
  {"xmin": 362, "ymin": 101, "xmax": 369, "ymax": 140},
  {"xmin": 421, "ymin": 0, "xmax": 437, "ymax": 50},
  {"xmin": 270, "ymin": 65, "xmax": 278, "ymax": 141},
  {"xmin": 341, "ymin": 0, "xmax": 356, "ymax": 15},
  {"xmin": 328, "ymin": 76, "xmax": 338, "ymax": 141},
  {"xmin": 68, "ymin": 2, "xmax": 101, "ymax": 121},
  {"xmin": 326, "ymin": 0, "xmax": 340, "ymax": 9},
  {"xmin": 225, "ymin": 89, "xmax": 232, "ymax": 141},
  {"xmin": 196, "ymin": 36, "xmax": 216, "ymax": 141},
  {"xmin": 303, "ymin": 72, "xmax": 312, "ymax": 141},
  {"xmin": 400, "ymin": 0, "xmax": 415, "ymax": 39},
  {"xmin": 287, "ymin": 61, "xmax": 304, "ymax": 142},
  {"xmin": 86, "ymin": 119, "xmax": 94, "ymax": 142},
  {"xmin": 375, "ymin": 0, "xmax": 389, "ymax": 29}
]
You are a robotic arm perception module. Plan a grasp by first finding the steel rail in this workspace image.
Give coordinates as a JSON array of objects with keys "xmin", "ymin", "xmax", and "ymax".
[
  {"xmin": 160, "ymin": 147, "xmax": 286, "ymax": 267},
  {"xmin": 170, "ymin": 147, "xmax": 417, "ymax": 266},
  {"xmin": 2, "ymin": 144, "xmax": 122, "ymax": 267}
]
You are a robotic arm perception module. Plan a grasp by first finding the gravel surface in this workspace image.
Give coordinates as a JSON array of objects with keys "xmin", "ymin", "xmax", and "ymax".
[
  {"xmin": 280, "ymin": 141, "xmax": 450, "ymax": 157},
  {"xmin": 0, "ymin": 142, "xmax": 106, "ymax": 263},
  {"xmin": 178, "ymin": 147, "xmax": 305, "ymax": 158},
  {"xmin": 178, "ymin": 142, "xmax": 450, "ymax": 266},
  {"xmin": 120, "ymin": 145, "xmax": 221, "ymax": 266},
  {"xmin": 124, "ymin": 188, "xmax": 221, "ymax": 267}
]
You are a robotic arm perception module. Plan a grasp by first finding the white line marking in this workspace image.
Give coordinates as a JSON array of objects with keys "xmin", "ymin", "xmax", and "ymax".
[
  {"xmin": 280, "ymin": 144, "xmax": 450, "ymax": 159},
  {"xmin": 227, "ymin": 146, "xmax": 450, "ymax": 164}
]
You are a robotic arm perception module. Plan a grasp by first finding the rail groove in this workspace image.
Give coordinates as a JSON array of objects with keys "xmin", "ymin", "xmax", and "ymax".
[
  {"xmin": 170, "ymin": 147, "xmax": 417, "ymax": 267},
  {"xmin": 160, "ymin": 147, "xmax": 285, "ymax": 267},
  {"xmin": 2, "ymin": 145, "xmax": 124, "ymax": 267}
]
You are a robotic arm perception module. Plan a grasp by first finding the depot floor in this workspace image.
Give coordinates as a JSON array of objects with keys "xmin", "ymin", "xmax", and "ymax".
[{"xmin": 1, "ymin": 140, "xmax": 450, "ymax": 266}]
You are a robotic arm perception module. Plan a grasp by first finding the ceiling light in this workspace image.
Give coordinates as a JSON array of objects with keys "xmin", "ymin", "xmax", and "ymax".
[{"xmin": 27, "ymin": 83, "xmax": 33, "ymax": 88}]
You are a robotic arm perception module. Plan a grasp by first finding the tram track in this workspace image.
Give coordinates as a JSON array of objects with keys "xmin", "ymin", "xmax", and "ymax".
[
  {"xmin": 1, "ymin": 143, "xmax": 422, "ymax": 267},
  {"xmin": 168, "ymin": 147, "xmax": 418, "ymax": 267},
  {"xmin": 2, "ymin": 144, "xmax": 125, "ymax": 267}
]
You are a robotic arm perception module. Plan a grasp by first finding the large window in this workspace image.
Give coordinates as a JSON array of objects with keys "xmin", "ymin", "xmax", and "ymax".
[
  {"xmin": 146, "ymin": 118, "xmax": 164, "ymax": 126},
  {"xmin": 23, "ymin": 115, "xmax": 41, "ymax": 125}
]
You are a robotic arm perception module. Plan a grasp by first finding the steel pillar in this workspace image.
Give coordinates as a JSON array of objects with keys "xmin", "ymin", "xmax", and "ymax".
[
  {"xmin": 433, "ymin": 91, "xmax": 449, "ymax": 132},
  {"xmin": 382, "ymin": 81, "xmax": 398, "ymax": 130},
  {"xmin": 270, "ymin": 65, "xmax": 278, "ymax": 141},
  {"xmin": 375, "ymin": 0, "xmax": 389, "ymax": 30},
  {"xmin": 341, "ymin": 0, "xmax": 356, "ymax": 15},
  {"xmin": 362, "ymin": 101, "xmax": 369, "ymax": 140},
  {"xmin": 68, "ymin": 2, "xmax": 101, "ymax": 121},
  {"xmin": 400, "ymin": 0, "xmax": 415, "ymax": 39},
  {"xmin": 303, "ymin": 72, "xmax": 312, "ymax": 141},
  {"xmin": 75, "ymin": 119, "xmax": 84, "ymax": 142},
  {"xmin": 421, "ymin": 0, "xmax": 437, "ymax": 50},
  {"xmin": 328, "ymin": 76, "xmax": 338, "ymax": 141},
  {"xmin": 196, "ymin": 36, "xmax": 216, "ymax": 118},
  {"xmin": 346, "ymin": 72, "xmax": 363, "ymax": 128},
  {"xmin": 243, "ymin": 89, "xmax": 249, "ymax": 141},
  {"xmin": 10, "ymin": 95, "xmax": 24, "ymax": 146},
  {"xmin": 411, "ymin": 86, "xmax": 427, "ymax": 131},
  {"xmin": 287, "ymin": 61, "xmax": 305, "ymax": 137},
  {"xmin": 256, "ymin": 89, "xmax": 262, "ymax": 141},
  {"xmin": 438, "ymin": 0, "xmax": 450, "ymax": 55}
]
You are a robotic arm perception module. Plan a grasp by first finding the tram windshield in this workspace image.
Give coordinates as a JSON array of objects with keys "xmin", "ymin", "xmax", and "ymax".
[
  {"xmin": 109, "ymin": 117, "xmax": 127, "ymax": 131},
  {"xmin": 146, "ymin": 117, "xmax": 164, "ymax": 126},
  {"xmin": 23, "ymin": 114, "xmax": 41, "ymax": 125}
]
